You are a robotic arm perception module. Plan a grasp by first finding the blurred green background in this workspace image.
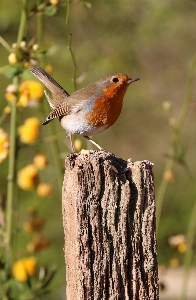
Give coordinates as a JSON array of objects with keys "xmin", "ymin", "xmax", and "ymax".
[{"xmin": 0, "ymin": 0, "xmax": 196, "ymax": 299}]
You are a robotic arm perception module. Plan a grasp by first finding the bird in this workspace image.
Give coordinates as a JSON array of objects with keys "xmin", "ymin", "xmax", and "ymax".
[{"xmin": 31, "ymin": 67, "xmax": 139, "ymax": 152}]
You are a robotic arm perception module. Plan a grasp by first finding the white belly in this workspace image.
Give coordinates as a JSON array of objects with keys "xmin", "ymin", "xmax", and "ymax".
[{"xmin": 60, "ymin": 113, "xmax": 107, "ymax": 136}]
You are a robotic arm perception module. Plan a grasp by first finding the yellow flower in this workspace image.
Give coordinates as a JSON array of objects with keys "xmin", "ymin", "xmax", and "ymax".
[
  {"xmin": 3, "ymin": 106, "xmax": 11, "ymax": 114},
  {"xmin": 18, "ymin": 117, "xmax": 40, "ymax": 144},
  {"xmin": 32, "ymin": 44, "xmax": 39, "ymax": 51},
  {"xmin": 170, "ymin": 257, "xmax": 179, "ymax": 267},
  {"xmin": 50, "ymin": 0, "xmax": 60, "ymax": 4},
  {"xmin": 164, "ymin": 170, "xmax": 174, "ymax": 182},
  {"xmin": 17, "ymin": 164, "xmax": 38, "ymax": 190},
  {"xmin": 24, "ymin": 61, "xmax": 30, "ymax": 68},
  {"xmin": 5, "ymin": 84, "xmax": 16, "ymax": 103},
  {"xmin": 74, "ymin": 138, "xmax": 82, "ymax": 152},
  {"xmin": 33, "ymin": 152, "xmax": 48, "ymax": 169},
  {"xmin": 17, "ymin": 94, "xmax": 29, "ymax": 107},
  {"xmin": 37, "ymin": 183, "xmax": 53, "ymax": 198},
  {"xmin": 27, "ymin": 207, "xmax": 37, "ymax": 215},
  {"xmin": 23, "ymin": 217, "xmax": 45, "ymax": 233},
  {"xmin": 18, "ymin": 80, "xmax": 44, "ymax": 107},
  {"xmin": 168, "ymin": 234, "xmax": 186, "ymax": 247},
  {"xmin": 27, "ymin": 234, "xmax": 50, "ymax": 252},
  {"xmin": 5, "ymin": 92, "xmax": 16, "ymax": 103},
  {"xmin": 12, "ymin": 43, "xmax": 17, "ymax": 49},
  {"xmin": 8, "ymin": 53, "xmax": 17, "ymax": 65},
  {"xmin": 162, "ymin": 101, "xmax": 171, "ymax": 111},
  {"xmin": 178, "ymin": 242, "xmax": 187, "ymax": 253},
  {"xmin": 20, "ymin": 41, "xmax": 26, "ymax": 49},
  {"xmin": 12, "ymin": 257, "xmax": 37, "ymax": 282},
  {"xmin": 0, "ymin": 128, "xmax": 9, "ymax": 163},
  {"xmin": 45, "ymin": 64, "xmax": 53, "ymax": 74}
]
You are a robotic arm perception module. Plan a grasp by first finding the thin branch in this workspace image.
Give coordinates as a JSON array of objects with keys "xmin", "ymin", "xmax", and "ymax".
[
  {"xmin": 66, "ymin": 0, "xmax": 77, "ymax": 92},
  {"xmin": 0, "ymin": 36, "xmax": 13, "ymax": 52},
  {"xmin": 179, "ymin": 197, "xmax": 196, "ymax": 300},
  {"xmin": 6, "ymin": 0, "xmax": 28, "ymax": 268},
  {"xmin": 36, "ymin": 0, "xmax": 63, "ymax": 190},
  {"xmin": 156, "ymin": 53, "xmax": 196, "ymax": 230},
  {"xmin": 17, "ymin": 0, "xmax": 28, "ymax": 45},
  {"xmin": 6, "ymin": 77, "xmax": 18, "ymax": 267}
]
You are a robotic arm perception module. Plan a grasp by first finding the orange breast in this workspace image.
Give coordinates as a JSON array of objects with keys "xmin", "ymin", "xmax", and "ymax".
[{"xmin": 86, "ymin": 84, "xmax": 128, "ymax": 128}]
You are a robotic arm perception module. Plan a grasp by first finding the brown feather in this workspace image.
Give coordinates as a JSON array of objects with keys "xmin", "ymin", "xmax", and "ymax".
[
  {"xmin": 42, "ymin": 102, "xmax": 71, "ymax": 125},
  {"xmin": 31, "ymin": 67, "xmax": 69, "ymax": 96}
]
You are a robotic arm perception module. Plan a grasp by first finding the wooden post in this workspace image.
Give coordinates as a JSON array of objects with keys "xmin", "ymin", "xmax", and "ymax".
[{"xmin": 62, "ymin": 151, "xmax": 159, "ymax": 300}]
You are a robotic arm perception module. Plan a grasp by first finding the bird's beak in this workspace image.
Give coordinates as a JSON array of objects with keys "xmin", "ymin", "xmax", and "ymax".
[{"xmin": 127, "ymin": 78, "xmax": 140, "ymax": 84}]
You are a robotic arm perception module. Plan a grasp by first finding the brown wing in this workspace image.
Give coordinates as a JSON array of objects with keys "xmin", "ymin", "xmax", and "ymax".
[{"xmin": 42, "ymin": 102, "xmax": 71, "ymax": 125}]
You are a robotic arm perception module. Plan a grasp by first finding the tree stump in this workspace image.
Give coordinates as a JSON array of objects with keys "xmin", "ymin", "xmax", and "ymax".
[{"xmin": 62, "ymin": 151, "xmax": 159, "ymax": 300}]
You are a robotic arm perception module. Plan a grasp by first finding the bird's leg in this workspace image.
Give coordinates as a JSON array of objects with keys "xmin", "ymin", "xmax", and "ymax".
[
  {"xmin": 84, "ymin": 136, "xmax": 105, "ymax": 151},
  {"xmin": 69, "ymin": 135, "xmax": 75, "ymax": 153}
]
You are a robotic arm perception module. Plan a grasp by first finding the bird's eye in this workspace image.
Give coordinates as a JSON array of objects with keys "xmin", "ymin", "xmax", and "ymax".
[{"xmin": 112, "ymin": 77, "xmax": 119, "ymax": 83}]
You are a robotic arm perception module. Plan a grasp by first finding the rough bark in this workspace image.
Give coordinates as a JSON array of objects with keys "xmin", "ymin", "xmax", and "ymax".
[{"xmin": 62, "ymin": 151, "xmax": 159, "ymax": 300}]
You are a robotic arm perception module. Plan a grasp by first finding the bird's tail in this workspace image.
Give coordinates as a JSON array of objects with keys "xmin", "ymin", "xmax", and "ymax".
[{"xmin": 31, "ymin": 67, "xmax": 69, "ymax": 96}]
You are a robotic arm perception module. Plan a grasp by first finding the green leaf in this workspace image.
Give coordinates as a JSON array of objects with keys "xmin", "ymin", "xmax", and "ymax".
[
  {"xmin": 40, "ymin": 266, "xmax": 57, "ymax": 289},
  {"xmin": 0, "ymin": 65, "xmax": 13, "ymax": 74},
  {"xmin": 0, "ymin": 65, "xmax": 22, "ymax": 78},
  {"xmin": 5, "ymin": 278, "xmax": 24, "ymax": 290},
  {"xmin": 34, "ymin": 45, "xmax": 50, "ymax": 54},
  {"xmin": 44, "ymin": 5, "xmax": 58, "ymax": 17}
]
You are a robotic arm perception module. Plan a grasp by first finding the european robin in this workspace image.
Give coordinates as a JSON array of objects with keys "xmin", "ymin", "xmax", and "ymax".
[{"xmin": 31, "ymin": 67, "xmax": 139, "ymax": 152}]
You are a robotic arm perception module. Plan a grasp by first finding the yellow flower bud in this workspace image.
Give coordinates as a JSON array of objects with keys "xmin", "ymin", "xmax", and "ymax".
[
  {"xmin": 23, "ymin": 217, "xmax": 45, "ymax": 233},
  {"xmin": 12, "ymin": 43, "xmax": 17, "ymax": 49},
  {"xmin": 164, "ymin": 170, "xmax": 174, "ymax": 182},
  {"xmin": 8, "ymin": 53, "xmax": 17, "ymax": 65},
  {"xmin": 170, "ymin": 258, "xmax": 179, "ymax": 267},
  {"xmin": 37, "ymin": 183, "xmax": 53, "ymax": 197},
  {"xmin": 3, "ymin": 106, "xmax": 11, "ymax": 114},
  {"xmin": 17, "ymin": 164, "xmax": 38, "ymax": 190},
  {"xmin": 74, "ymin": 138, "xmax": 82, "ymax": 152},
  {"xmin": 50, "ymin": 0, "xmax": 60, "ymax": 4},
  {"xmin": 0, "ymin": 128, "xmax": 9, "ymax": 163},
  {"xmin": 33, "ymin": 152, "xmax": 48, "ymax": 169},
  {"xmin": 24, "ymin": 61, "xmax": 30, "ymax": 68},
  {"xmin": 32, "ymin": 44, "xmax": 39, "ymax": 51},
  {"xmin": 162, "ymin": 101, "xmax": 171, "ymax": 111},
  {"xmin": 6, "ymin": 84, "xmax": 16, "ymax": 93},
  {"xmin": 17, "ymin": 94, "xmax": 29, "ymax": 107},
  {"xmin": 5, "ymin": 92, "xmax": 16, "ymax": 103},
  {"xmin": 45, "ymin": 64, "xmax": 53, "ymax": 74},
  {"xmin": 178, "ymin": 243, "xmax": 187, "ymax": 253},
  {"xmin": 20, "ymin": 41, "xmax": 26, "ymax": 48},
  {"xmin": 168, "ymin": 234, "xmax": 186, "ymax": 247},
  {"xmin": 27, "ymin": 234, "xmax": 50, "ymax": 252}
]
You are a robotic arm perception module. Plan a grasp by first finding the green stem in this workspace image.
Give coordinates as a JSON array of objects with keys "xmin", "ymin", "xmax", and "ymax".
[
  {"xmin": 0, "ymin": 36, "xmax": 13, "ymax": 52},
  {"xmin": 179, "ymin": 196, "xmax": 196, "ymax": 300},
  {"xmin": 6, "ymin": 0, "xmax": 28, "ymax": 268},
  {"xmin": 156, "ymin": 153, "xmax": 174, "ymax": 230},
  {"xmin": 36, "ymin": 0, "xmax": 63, "ymax": 191},
  {"xmin": 176, "ymin": 53, "xmax": 196, "ymax": 134},
  {"xmin": 6, "ymin": 78, "xmax": 18, "ymax": 267},
  {"xmin": 17, "ymin": 0, "xmax": 27, "ymax": 45},
  {"xmin": 156, "ymin": 53, "xmax": 196, "ymax": 231},
  {"xmin": 66, "ymin": 0, "xmax": 77, "ymax": 92},
  {"xmin": 36, "ymin": 0, "xmax": 45, "ymax": 66}
]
